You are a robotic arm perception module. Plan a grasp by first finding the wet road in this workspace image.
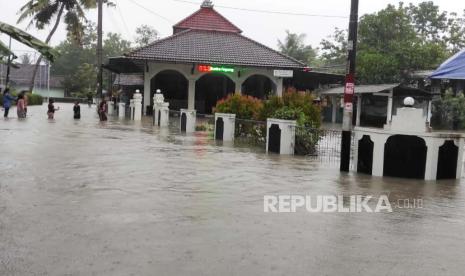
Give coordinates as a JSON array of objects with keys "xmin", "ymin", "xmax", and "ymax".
[{"xmin": 1, "ymin": 104, "xmax": 465, "ymax": 275}]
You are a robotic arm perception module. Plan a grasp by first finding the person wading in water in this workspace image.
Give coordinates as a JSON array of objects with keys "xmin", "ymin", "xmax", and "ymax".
[
  {"xmin": 16, "ymin": 94, "xmax": 26, "ymax": 119},
  {"xmin": 73, "ymin": 101, "xmax": 81, "ymax": 119},
  {"xmin": 98, "ymin": 99, "xmax": 108, "ymax": 121},
  {"xmin": 47, "ymin": 99, "xmax": 60, "ymax": 119},
  {"xmin": 2, "ymin": 88, "xmax": 15, "ymax": 118}
]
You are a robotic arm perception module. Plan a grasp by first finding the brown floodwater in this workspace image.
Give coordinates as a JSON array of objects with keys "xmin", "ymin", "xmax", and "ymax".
[{"xmin": 1, "ymin": 104, "xmax": 464, "ymax": 275}]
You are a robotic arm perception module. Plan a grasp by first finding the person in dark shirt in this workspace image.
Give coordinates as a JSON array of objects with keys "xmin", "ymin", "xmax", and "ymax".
[
  {"xmin": 47, "ymin": 99, "xmax": 59, "ymax": 119},
  {"xmin": 73, "ymin": 101, "xmax": 81, "ymax": 119},
  {"xmin": 98, "ymin": 99, "xmax": 107, "ymax": 121}
]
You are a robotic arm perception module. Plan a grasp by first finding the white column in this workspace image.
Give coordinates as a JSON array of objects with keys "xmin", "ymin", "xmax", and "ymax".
[
  {"xmin": 331, "ymin": 96, "xmax": 337, "ymax": 124},
  {"xmin": 108, "ymin": 101, "xmax": 114, "ymax": 116},
  {"xmin": 356, "ymin": 95, "xmax": 362, "ymax": 127},
  {"xmin": 386, "ymin": 92, "xmax": 393, "ymax": 125},
  {"xmin": 158, "ymin": 103, "xmax": 170, "ymax": 127},
  {"xmin": 215, "ymin": 113, "xmax": 236, "ymax": 141},
  {"xmin": 425, "ymin": 139, "xmax": 439, "ymax": 180},
  {"xmin": 266, "ymin": 119, "xmax": 296, "ymax": 155},
  {"xmin": 372, "ymin": 135, "xmax": 387, "ymax": 177},
  {"xmin": 456, "ymin": 139, "xmax": 464, "ymax": 179},
  {"xmin": 188, "ymin": 78, "xmax": 196, "ymax": 110},
  {"xmin": 133, "ymin": 92, "xmax": 142, "ymax": 121},
  {"xmin": 118, "ymin": 102, "xmax": 125, "ymax": 119},
  {"xmin": 180, "ymin": 109, "xmax": 196, "ymax": 133},
  {"xmin": 276, "ymin": 78, "xmax": 284, "ymax": 97},
  {"xmin": 143, "ymin": 72, "xmax": 151, "ymax": 115},
  {"xmin": 427, "ymin": 100, "xmax": 432, "ymax": 124},
  {"xmin": 235, "ymin": 80, "xmax": 242, "ymax": 95}
]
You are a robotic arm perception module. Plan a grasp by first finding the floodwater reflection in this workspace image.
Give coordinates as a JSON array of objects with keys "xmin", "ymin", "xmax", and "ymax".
[{"xmin": 0, "ymin": 104, "xmax": 464, "ymax": 275}]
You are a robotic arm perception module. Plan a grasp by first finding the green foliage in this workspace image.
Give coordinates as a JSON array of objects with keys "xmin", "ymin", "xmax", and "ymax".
[
  {"xmin": 52, "ymin": 23, "xmax": 132, "ymax": 96},
  {"xmin": 17, "ymin": 0, "xmax": 100, "ymax": 45},
  {"xmin": 135, "ymin": 25, "xmax": 159, "ymax": 47},
  {"xmin": 214, "ymin": 94, "xmax": 263, "ymax": 120},
  {"xmin": 0, "ymin": 92, "xmax": 43, "ymax": 106},
  {"xmin": 319, "ymin": 2, "xmax": 463, "ymax": 83},
  {"xmin": 431, "ymin": 90, "xmax": 465, "ymax": 130},
  {"xmin": 66, "ymin": 63, "xmax": 98, "ymax": 97},
  {"xmin": 27, "ymin": 93, "xmax": 44, "ymax": 105},
  {"xmin": 278, "ymin": 30, "xmax": 317, "ymax": 65},
  {"xmin": 294, "ymin": 128, "xmax": 321, "ymax": 156},
  {"xmin": 281, "ymin": 91, "xmax": 321, "ymax": 128},
  {"xmin": 213, "ymin": 91, "xmax": 322, "ymax": 154},
  {"xmin": 266, "ymin": 92, "xmax": 322, "ymax": 155},
  {"xmin": 272, "ymin": 106, "xmax": 307, "ymax": 125}
]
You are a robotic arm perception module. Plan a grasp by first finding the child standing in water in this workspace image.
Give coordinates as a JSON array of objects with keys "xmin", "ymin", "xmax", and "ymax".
[
  {"xmin": 2, "ymin": 88, "xmax": 15, "ymax": 118},
  {"xmin": 47, "ymin": 99, "xmax": 59, "ymax": 119},
  {"xmin": 16, "ymin": 94, "xmax": 26, "ymax": 119},
  {"xmin": 73, "ymin": 101, "xmax": 81, "ymax": 119}
]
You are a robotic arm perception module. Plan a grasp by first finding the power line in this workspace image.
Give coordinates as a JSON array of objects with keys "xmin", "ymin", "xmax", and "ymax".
[
  {"xmin": 172, "ymin": 0, "xmax": 348, "ymax": 19},
  {"xmin": 115, "ymin": 0, "xmax": 132, "ymax": 37},
  {"xmin": 126, "ymin": 0, "xmax": 174, "ymax": 23}
]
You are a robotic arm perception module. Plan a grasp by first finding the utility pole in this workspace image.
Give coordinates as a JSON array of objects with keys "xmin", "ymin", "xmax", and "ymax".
[
  {"xmin": 5, "ymin": 36, "xmax": 12, "ymax": 87},
  {"xmin": 340, "ymin": 0, "xmax": 359, "ymax": 172},
  {"xmin": 97, "ymin": 0, "xmax": 103, "ymax": 98}
]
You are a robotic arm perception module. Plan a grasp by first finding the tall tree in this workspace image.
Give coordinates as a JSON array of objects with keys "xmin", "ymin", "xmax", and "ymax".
[
  {"xmin": 278, "ymin": 30, "xmax": 317, "ymax": 65},
  {"xmin": 320, "ymin": 2, "xmax": 452, "ymax": 84},
  {"xmin": 52, "ymin": 25, "xmax": 131, "ymax": 96},
  {"xmin": 319, "ymin": 28, "xmax": 347, "ymax": 72},
  {"xmin": 17, "ymin": 0, "xmax": 98, "ymax": 92},
  {"xmin": 135, "ymin": 25, "xmax": 159, "ymax": 47},
  {"xmin": 445, "ymin": 10, "xmax": 465, "ymax": 53}
]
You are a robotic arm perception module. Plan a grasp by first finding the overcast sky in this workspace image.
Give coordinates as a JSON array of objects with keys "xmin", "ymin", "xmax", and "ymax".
[{"xmin": 1, "ymin": 0, "xmax": 464, "ymax": 57}]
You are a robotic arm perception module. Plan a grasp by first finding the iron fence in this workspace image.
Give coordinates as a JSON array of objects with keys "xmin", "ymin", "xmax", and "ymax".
[
  {"xmin": 234, "ymin": 118, "xmax": 267, "ymax": 149},
  {"xmin": 195, "ymin": 112, "xmax": 215, "ymax": 131},
  {"xmin": 294, "ymin": 126, "xmax": 355, "ymax": 168}
]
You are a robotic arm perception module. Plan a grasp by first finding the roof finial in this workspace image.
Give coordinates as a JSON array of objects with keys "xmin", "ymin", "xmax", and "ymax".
[{"xmin": 201, "ymin": 0, "xmax": 213, "ymax": 8}]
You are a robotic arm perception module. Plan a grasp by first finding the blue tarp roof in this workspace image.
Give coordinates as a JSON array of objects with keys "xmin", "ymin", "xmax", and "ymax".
[{"xmin": 430, "ymin": 49, "xmax": 465, "ymax": 79}]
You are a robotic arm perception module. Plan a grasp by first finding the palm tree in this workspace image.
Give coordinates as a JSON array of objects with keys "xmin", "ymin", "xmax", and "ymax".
[{"xmin": 17, "ymin": 0, "xmax": 98, "ymax": 92}]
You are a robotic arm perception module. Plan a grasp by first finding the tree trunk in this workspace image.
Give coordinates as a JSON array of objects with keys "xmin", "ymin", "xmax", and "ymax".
[{"xmin": 28, "ymin": 3, "xmax": 65, "ymax": 92}]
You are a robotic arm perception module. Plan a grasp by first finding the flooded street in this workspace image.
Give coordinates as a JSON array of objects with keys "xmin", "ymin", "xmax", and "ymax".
[{"xmin": 1, "ymin": 104, "xmax": 465, "ymax": 275}]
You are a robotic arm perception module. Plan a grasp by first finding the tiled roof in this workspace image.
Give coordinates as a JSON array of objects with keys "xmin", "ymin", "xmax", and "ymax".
[
  {"xmin": 173, "ymin": 6, "xmax": 242, "ymax": 34},
  {"xmin": 126, "ymin": 29, "xmax": 306, "ymax": 69}
]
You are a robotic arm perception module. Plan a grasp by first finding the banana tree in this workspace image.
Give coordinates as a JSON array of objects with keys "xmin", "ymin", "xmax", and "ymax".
[
  {"xmin": 0, "ymin": 21, "xmax": 57, "ymax": 62},
  {"xmin": 0, "ymin": 21, "xmax": 56, "ymax": 87}
]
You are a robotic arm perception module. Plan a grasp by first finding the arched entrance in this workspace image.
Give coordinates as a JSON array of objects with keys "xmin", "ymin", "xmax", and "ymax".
[
  {"xmin": 357, "ymin": 135, "xmax": 374, "ymax": 175},
  {"xmin": 151, "ymin": 70, "xmax": 188, "ymax": 112},
  {"xmin": 196, "ymin": 73, "xmax": 235, "ymax": 114},
  {"xmin": 268, "ymin": 124, "xmax": 281, "ymax": 154},
  {"xmin": 215, "ymin": 117, "xmax": 224, "ymax": 140},
  {"xmin": 437, "ymin": 140, "xmax": 458, "ymax": 180},
  {"xmin": 383, "ymin": 135, "xmax": 427, "ymax": 179},
  {"xmin": 242, "ymin": 75, "xmax": 276, "ymax": 99}
]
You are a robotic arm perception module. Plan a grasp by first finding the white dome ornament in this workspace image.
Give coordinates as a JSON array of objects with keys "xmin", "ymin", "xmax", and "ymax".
[
  {"xmin": 154, "ymin": 89, "xmax": 164, "ymax": 104},
  {"xmin": 403, "ymin": 97, "xmax": 415, "ymax": 107}
]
